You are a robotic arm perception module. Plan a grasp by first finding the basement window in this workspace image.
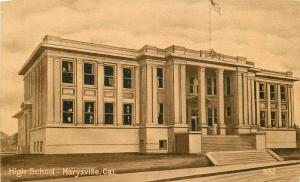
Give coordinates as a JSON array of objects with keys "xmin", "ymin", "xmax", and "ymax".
[{"xmin": 159, "ymin": 140, "xmax": 167, "ymax": 150}]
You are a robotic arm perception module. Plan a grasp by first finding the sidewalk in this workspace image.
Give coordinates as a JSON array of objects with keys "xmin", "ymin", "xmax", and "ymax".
[{"xmin": 31, "ymin": 160, "xmax": 300, "ymax": 182}]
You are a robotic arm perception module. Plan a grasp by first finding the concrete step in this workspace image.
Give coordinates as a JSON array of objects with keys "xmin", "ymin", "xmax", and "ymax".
[{"xmin": 206, "ymin": 150, "xmax": 280, "ymax": 166}]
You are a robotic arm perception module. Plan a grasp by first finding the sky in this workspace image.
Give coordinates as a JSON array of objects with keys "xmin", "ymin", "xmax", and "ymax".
[{"xmin": 0, "ymin": 0, "xmax": 300, "ymax": 135}]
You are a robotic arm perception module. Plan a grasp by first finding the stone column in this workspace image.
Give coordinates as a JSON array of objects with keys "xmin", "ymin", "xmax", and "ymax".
[
  {"xmin": 76, "ymin": 59, "xmax": 83, "ymax": 125},
  {"xmin": 255, "ymin": 81, "xmax": 260, "ymax": 126},
  {"xmin": 173, "ymin": 64, "xmax": 180, "ymax": 124},
  {"xmin": 146, "ymin": 65, "xmax": 153, "ymax": 124},
  {"xmin": 291, "ymin": 86, "xmax": 295, "ymax": 128},
  {"xmin": 180, "ymin": 64, "xmax": 187, "ymax": 124},
  {"xmin": 135, "ymin": 67, "xmax": 140, "ymax": 125},
  {"xmin": 217, "ymin": 69, "xmax": 225, "ymax": 135},
  {"xmin": 97, "ymin": 62, "xmax": 104, "ymax": 125},
  {"xmin": 152, "ymin": 65, "xmax": 158, "ymax": 124},
  {"xmin": 266, "ymin": 83, "xmax": 271, "ymax": 127},
  {"xmin": 116, "ymin": 64, "xmax": 123, "ymax": 125},
  {"xmin": 237, "ymin": 71, "xmax": 244, "ymax": 126},
  {"xmin": 247, "ymin": 75, "xmax": 252, "ymax": 125},
  {"xmin": 243, "ymin": 73, "xmax": 249, "ymax": 125},
  {"xmin": 198, "ymin": 67, "xmax": 207, "ymax": 134},
  {"xmin": 251, "ymin": 79, "xmax": 256, "ymax": 125},
  {"xmin": 277, "ymin": 85, "xmax": 282, "ymax": 128}
]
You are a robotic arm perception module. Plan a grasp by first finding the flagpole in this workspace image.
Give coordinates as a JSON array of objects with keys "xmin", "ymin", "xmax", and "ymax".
[{"xmin": 209, "ymin": 1, "xmax": 211, "ymax": 49}]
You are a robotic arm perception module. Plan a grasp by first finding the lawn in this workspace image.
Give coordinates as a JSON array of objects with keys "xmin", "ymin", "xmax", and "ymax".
[{"xmin": 1, "ymin": 153, "xmax": 211, "ymax": 181}]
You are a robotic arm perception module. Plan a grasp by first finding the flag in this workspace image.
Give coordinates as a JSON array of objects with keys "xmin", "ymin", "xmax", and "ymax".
[{"xmin": 210, "ymin": 0, "xmax": 221, "ymax": 15}]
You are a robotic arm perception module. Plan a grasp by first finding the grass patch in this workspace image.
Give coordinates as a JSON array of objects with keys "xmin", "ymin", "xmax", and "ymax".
[{"xmin": 1, "ymin": 153, "xmax": 211, "ymax": 181}]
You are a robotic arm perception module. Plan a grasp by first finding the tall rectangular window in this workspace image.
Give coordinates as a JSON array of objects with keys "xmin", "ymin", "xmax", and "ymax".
[
  {"xmin": 226, "ymin": 77, "xmax": 231, "ymax": 95},
  {"xmin": 63, "ymin": 100, "xmax": 74, "ymax": 123},
  {"xmin": 270, "ymin": 85, "xmax": 276, "ymax": 101},
  {"xmin": 158, "ymin": 103, "xmax": 164, "ymax": 124},
  {"xmin": 226, "ymin": 107, "xmax": 231, "ymax": 117},
  {"xmin": 207, "ymin": 108, "xmax": 217, "ymax": 126},
  {"xmin": 84, "ymin": 63, "xmax": 95, "ymax": 85},
  {"xmin": 260, "ymin": 111, "xmax": 266, "ymax": 127},
  {"xmin": 62, "ymin": 61, "xmax": 74, "ymax": 83},
  {"xmin": 259, "ymin": 84, "xmax": 265, "ymax": 99},
  {"xmin": 157, "ymin": 68, "xmax": 164, "ymax": 88},
  {"xmin": 207, "ymin": 78, "xmax": 217, "ymax": 96},
  {"xmin": 280, "ymin": 86, "xmax": 286, "ymax": 101},
  {"xmin": 123, "ymin": 104, "xmax": 132, "ymax": 125},
  {"xmin": 123, "ymin": 68, "xmax": 132, "ymax": 89},
  {"xmin": 281, "ymin": 112, "xmax": 287, "ymax": 127},
  {"xmin": 271, "ymin": 111, "xmax": 276, "ymax": 127},
  {"xmin": 104, "ymin": 65, "xmax": 114, "ymax": 87},
  {"xmin": 104, "ymin": 103, "xmax": 114, "ymax": 124},
  {"xmin": 84, "ymin": 101, "xmax": 94, "ymax": 124}
]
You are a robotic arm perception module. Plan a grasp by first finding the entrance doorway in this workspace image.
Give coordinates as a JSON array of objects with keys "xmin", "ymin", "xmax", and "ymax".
[{"xmin": 191, "ymin": 110, "xmax": 198, "ymax": 131}]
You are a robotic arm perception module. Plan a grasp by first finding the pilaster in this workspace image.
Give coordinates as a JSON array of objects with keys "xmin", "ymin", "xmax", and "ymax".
[
  {"xmin": 97, "ymin": 61, "xmax": 104, "ymax": 125},
  {"xmin": 255, "ymin": 81, "xmax": 260, "ymax": 126},
  {"xmin": 267, "ymin": 83, "xmax": 271, "ymax": 127},
  {"xmin": 53, "ymin": 58, "xmax": 61, "ymax": 123},
  {"xmin": 180, "ymin": 64, "xmax": 187, "ymax": 124},
  {"xmin": 152, "ymin": 65, "xmax": 158, "ymax": 124},
  {"xmin": 116, "ymin": 64, "xmax": 123, "ymax": 125},
  {"xmin": 243, "ymin": 73, "xmax": 248, "ymax": 125},
  {"xmin": 135, "ymin": 66, "xmax": 140, "ymax": 125},
  {"xmin": 76, "ymin": 59, "xmax": 83, "ymax": 125},
  {"xmin": 277, "ymin": 85, "xmax": 282, "ymax": 128}
]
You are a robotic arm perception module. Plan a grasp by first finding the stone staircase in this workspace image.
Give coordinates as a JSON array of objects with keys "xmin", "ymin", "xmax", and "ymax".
[
  {"xmin": 202, "ymin": 135, "xmax": 255, "ymax": 152},
  {"xmin": 206, "ymin": 150, "xmax": 282, "ymax": 166}
]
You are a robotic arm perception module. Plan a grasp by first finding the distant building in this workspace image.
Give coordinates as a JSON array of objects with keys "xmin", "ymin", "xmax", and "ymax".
[{"xmin": 13, "ymin": 36, "xmax": 298, "ymax": 154}]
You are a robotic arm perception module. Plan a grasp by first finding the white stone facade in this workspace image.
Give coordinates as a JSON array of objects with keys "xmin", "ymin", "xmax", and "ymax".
[{"xmin": 13, "ymin": 35, "xmax": 298, "ymax": 154}]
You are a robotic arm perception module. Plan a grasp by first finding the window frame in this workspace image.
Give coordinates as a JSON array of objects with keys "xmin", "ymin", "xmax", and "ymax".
[
  {"xmin": 226, "ymin": 76, "xmax": 231, "ymax": 95},
  {"xmin": 61, "ymin": 59, "xmax": 75, "ymax": 84},
  {"xmin": 123, "ymin": 67, "xmax": 133, "ymax": 89},
  {"xmin": 104, "ymin": 64, "xmax": 115, "ymax": 88},
  {"xmin": 123, "ymin": 103, "xmax": 133, "ymax": 125},
  {"xmin": 270, "ymin": 85, "xmax": 276, "ymax": 101},
  {"xmin": 83, "ymin": 62, "xmax": 96, "ymax": 86},
  {"xmin": 281, "ymin": 111, "xmax": 287, "ymax": 127},
  {"xmin": 158, "ymin": 103, "xmax": 164, "ymax": 124},
  {"xmin": 104, "ymin": 102, "xmax": 114, "ymax": 124},
  {"xmin": 280, "ymin": 86, "xmax": 286, "ymax": 102},
  {"xmin": 226, "ymin": 107, "xmax": 231, "ymax": 117},
  {"xmin": 260, "ymin": 110, "xmax": 266, "ymax": 127},
  {"xmin": 259, "ymin": 83, "xmax": 265, "ymax": 100},
  {"xmin": 157, "ymin": 67, "xmax": 164, "ymax": 89},
  {"xmin": 62, "ymin": 100, "xmax": 74, "ymax": 124},
  {"xmin": 207, "ymin": 77, "xmax": 217, "ymax": 96},
  {"xmin": 84, "ymin": 101, "xmax": 95, "ymax": 124},
  {"xmin": 159, "ymin": 140, "xmax": 167, "ymax": 150},
  {"xmin": 271, "ymin": 111, "xmax": 276, "ymax": 127},
  {"xmin": 207, "ymin": 107, "xmax": 217, "ymax": 126}
]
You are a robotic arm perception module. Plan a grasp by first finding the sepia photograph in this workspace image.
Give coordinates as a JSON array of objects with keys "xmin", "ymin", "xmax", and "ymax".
[{"xmin": 0, "ymin": 0, "xmax": 300, "ymax": 181}]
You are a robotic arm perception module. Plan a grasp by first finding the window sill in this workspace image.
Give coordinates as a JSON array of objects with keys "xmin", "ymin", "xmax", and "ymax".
[
  {"xmin": 84, "ymin": 85, "xmax": 97, "ymax": 89},
  {"xmin": 104, "ymin": 86, "xmax": 116, "ymax": 90},
  {"xmin": 61, "ymin": 83, "xmax": 76, "ymax": 87}
]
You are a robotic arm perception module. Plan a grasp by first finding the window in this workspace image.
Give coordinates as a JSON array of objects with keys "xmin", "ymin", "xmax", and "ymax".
[
  {"xmin": 207, "ymin": 108, "xmax": 217, "ymax": 126},
  {"xmin": 280, "ymin": 86, "xmax": 286, "ymax": 101},
  {"xmin": 104, "ymin": 65, "xmax": 114, "ymax": 87},
  {"xmin": 270, "ymin": 85, "xmax": 276, "ymax": 101},
  {"xmin": 84, "ymin": 63, "xmax": 95, "ymax": 85},
  {"xmin": 104, "ymin": 103, "xmax": 114, "ymax": 124},
  {"xmin": 259, "ymin": 84, "xmax": 265, "ymax": 99},
  {"xmin": 123, "ymin": 104, "xmax": 132, "ymax": 125},
  {"xmin": 226, "ymin": 107, "xmax": 231, "ymax": 117},
  {"xmin": 84, "ymin": 101, "xmax": 95, "ymax": 124},
  {"xmin": 207, "ymin": 78, "xmax": 217, "ymax": 96},
  {"xmin": 62, "ymin": 61, "xmax": 74, "ymax": 83},
  {"xmin": 40, "ymin": 141, "xmax": 43, "ymax": 152},
  {"xmin": 158, "ymin": 103, "xmax": 164, "ymax": 124},
  {"xmin": 157, "ymin": 67, "xmax": 164, "ymax": 88},
  {"xmin": 123, "ymin": 68, "xmax": 132, "ymax": 89},
  {"xmin": 260, "ymin": 111, "xmax": 266, "ymax": 127},
  {"xmin": 63, "ymin": 100, "xmax": 74, "ymax": 123},
  {"xmin": 282, "ymin": 112, "xmax": 287, "ymax": 127},
  {"xmin": 271, "ymin": 111, "xmax": 276, "ymax": 127},
  {"xmin": 159, "ymin": 140, "xmax": 167, "ymax": 150},
  {"xmin": 226, "ymin": 77, "xmax": 231, "ymax": 95}
]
